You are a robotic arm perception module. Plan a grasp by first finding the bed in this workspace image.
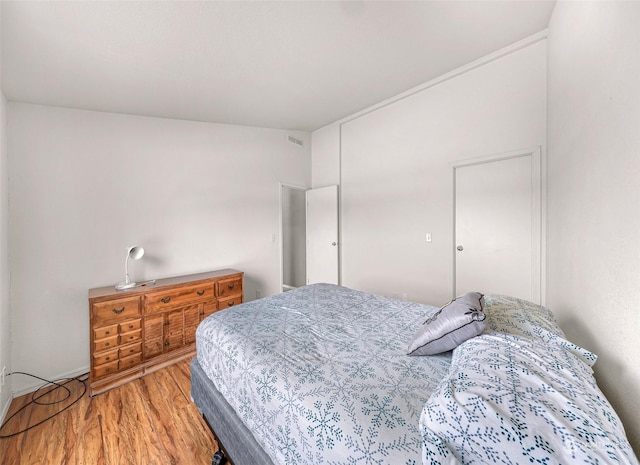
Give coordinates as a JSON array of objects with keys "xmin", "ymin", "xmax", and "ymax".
[{"xmin": 191, "ymin": 283, "xmax": 638, "ymax": 465}]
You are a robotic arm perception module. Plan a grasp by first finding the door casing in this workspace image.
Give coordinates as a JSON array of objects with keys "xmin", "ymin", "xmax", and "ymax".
[
  {"xmin": 452, "ymin": 147, "xmax": 543, "ymax": 303},
  {"xmin": 279, "ymin": 184, "xmax": 340, "ymax": 292}
]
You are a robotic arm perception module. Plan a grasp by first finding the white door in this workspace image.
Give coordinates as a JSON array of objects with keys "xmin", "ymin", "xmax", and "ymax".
[
  {"xmin": 454, "ymin": 149, "xmax": 541, "ymax": 303},
  {"xmin": 306, "ymin": 185, "xmax": 339, "ymax": 285}
]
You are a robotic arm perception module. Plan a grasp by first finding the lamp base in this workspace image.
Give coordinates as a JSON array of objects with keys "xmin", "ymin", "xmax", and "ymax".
[{"xmin": 115, "ymin": 281, "xmax": 137, "ymax": 291}]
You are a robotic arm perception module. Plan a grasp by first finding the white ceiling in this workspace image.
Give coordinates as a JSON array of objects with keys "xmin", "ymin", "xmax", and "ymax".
[{"xmin": 1, "ymin": 1, "xmax": 556, "ymax": 132}]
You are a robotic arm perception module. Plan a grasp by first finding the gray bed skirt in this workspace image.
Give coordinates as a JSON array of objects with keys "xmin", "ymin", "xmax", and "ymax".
[{"xmin": 190, "ymin": 358, "xmax": 276, "ymax": 465}]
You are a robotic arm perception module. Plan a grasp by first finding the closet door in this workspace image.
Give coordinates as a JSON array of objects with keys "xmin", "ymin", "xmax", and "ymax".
[{"xmin": 454, "ymin": 148, "xmax": 541, "ymax": 303}]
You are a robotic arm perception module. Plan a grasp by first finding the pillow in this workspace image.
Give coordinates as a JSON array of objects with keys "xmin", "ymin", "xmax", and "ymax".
[{"xmin": 407, "ymin": 292, "xmax": 486, "ymax": 355}]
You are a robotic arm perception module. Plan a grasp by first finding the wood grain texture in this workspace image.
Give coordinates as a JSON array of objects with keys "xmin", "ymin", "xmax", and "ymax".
[{"xmin": 0, "ymin": 361, "xmax": 221, "ymax": 465}]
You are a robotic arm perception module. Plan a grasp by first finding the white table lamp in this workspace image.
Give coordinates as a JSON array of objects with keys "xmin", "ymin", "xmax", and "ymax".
[{"xmin": 115, "ymin": 246, "xmax": 145, "ymax": 290}]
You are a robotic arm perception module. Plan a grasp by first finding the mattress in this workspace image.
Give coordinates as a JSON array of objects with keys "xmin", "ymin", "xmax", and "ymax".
[
  {"xmin": 190, "ymin": 357, "xmax": 274, "ymax": 465},
  {"xmin": 195, "ymin": 283, "xmax": 451, "ymax": 464}
]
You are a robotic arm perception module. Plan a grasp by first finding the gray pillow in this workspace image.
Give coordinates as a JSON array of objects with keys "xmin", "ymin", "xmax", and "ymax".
[{"xmin": 407, "ymin": 292, "xmax": 486, "ymax": 356}]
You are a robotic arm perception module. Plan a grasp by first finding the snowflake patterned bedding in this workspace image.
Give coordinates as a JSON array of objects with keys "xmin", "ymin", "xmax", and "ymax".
[
  {"xmin": 194, "ymin": 284, "xmax": 638, "ymax": 465},
  {"xmin": 420, "ymin": 295, "xmax": 638, "ymax": 464}
]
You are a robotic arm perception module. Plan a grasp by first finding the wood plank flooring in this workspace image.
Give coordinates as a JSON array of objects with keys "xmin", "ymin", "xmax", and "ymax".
[{"xmin": 0, "ymin": 360, "xmax": 221, "ymax": 465}]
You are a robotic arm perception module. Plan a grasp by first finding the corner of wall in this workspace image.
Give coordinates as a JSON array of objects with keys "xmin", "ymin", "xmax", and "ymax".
[
  {"xmin": 0, "ymin": 89, "xmax": 13, "ymax": 423},
  {"xmin": 546, "ymin": 1, "xmax": 640, "ymax": 454}
]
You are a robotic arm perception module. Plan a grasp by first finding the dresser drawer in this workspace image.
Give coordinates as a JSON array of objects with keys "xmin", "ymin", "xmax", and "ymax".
[
  {"xmin": 93, "ymin": 348, "xmax": 119, "ymax": 367},
  {"xmin": 119, "ymin": 353, "xmax": 142, "ymax": 371},
  {"xmin": 94, "ymin": 335, "xmax": 119, "ymax": 353},
  {"xmin": 93, "ymin": 360, "xmax": 119, "ymax": 379},
  {"xmin": 145, "ymin": 283, "xmax": 214, "ymax": 313},
  {"xmin": 94, "ymin": 323, "xmax": 118, "ymax": 340},
  {"xmin": 119, "ymin": 319, "xmax": 141, "ymax": 333},
  {"xmin": 119, "ymin": 329, "xmax": 142, "ymax": 345},
  {"xmin": 218, "ymin": 295, "xmax": 241, "ymax": 310},
  {"xmin": 119, "ymin": 342, "xmax": 142, "ymax": 358},
  {"xmin": 93, "ymin": 297, "xmax": 141, "ymax": 325},
  {"xmin": 216, "ymin": 277, "xmax": 242, "ymax": 298}
]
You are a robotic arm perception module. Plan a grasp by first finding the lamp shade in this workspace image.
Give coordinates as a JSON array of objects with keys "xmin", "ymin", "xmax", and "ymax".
[{"xmin": 129, "ymin": 246, "xmax": 144, "ymax": 261}]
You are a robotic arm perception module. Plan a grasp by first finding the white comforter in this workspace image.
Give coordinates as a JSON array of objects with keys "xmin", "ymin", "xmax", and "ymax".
[
  {"xmin": 421, "ymin": 295, "xmax": 638, "ymax": 464},
  {"xmin": 196, "ymin": 283, "xmax": 450, "ymax": 464},
  {"xmin": 196, "ymin": 285, "xmax": 638, "ymax": 465}
]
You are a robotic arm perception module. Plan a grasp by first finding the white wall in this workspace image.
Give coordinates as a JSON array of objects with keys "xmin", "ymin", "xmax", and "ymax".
[
  {"xmin": 0, "ymin": 90, "xmax": 9, "ymax": 419},
  {"xmin": 547, "ymin": 1, "xmax": 640, "ymax": 452},
  {"xmin": 0, "ymin": 1, "xmax": 13, "ymax": 419},
  {"xmin": 0, "ymin": 90, "xmax": 9, "ymax": 418},
  {"xmin": 311, "ymin": 124, "xmax": 340, "ymax": 188},
  {"xmin": 315, "ymin": 38, "xmax": 546, "ymax": 305},
  {"xmin": 8, "ymin": 103, "xmax": 310, "ymax": 393}
]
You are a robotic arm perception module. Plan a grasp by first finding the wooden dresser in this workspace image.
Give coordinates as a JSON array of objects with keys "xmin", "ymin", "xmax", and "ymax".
[{"xmin": 88, "ymin": 269, "xmax": 243, "ymax": 396}]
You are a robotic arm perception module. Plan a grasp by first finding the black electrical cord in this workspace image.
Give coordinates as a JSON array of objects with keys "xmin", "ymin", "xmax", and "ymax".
[{"xmin": 0, "ymin": 371, "xmax": 88, "ymax": 439}]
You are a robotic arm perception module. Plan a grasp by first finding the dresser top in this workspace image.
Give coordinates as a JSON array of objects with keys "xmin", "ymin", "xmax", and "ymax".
[{"xmin": 89, "ymin": 269, "xmax": 243, "ymax": 301}]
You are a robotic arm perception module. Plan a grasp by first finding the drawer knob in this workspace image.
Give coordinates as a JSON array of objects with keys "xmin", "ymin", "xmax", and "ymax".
[
  {"xmin": 105, "ymin": 342, "xmax": 110, "ymax": 347},
  {"xmin": 161, "ymin": 297, "xmax": 171, "ymax": 304},
  {"xmin": 112, "ymin": 307, "xmax": 125, "ymax": 314},
  {"xmin": 227, "ymin": 301, "xmax": 235, "ymax": 307},
  {"xmin": 227, "ymin": 284, "xmax": 235, "ymax": 290},
  {"xmin": 197, "ymin": 290, "xmax": 205, "ymax": 296},
  {"xmin": 164, "ymin": 341, "xmax": 170, "ymax": 346}
]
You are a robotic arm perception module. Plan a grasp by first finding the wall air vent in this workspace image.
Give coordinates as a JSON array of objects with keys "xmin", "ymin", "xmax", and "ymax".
[{"xmin": 287, "ymin": 135, "xmax": 304, "ymax": 147}]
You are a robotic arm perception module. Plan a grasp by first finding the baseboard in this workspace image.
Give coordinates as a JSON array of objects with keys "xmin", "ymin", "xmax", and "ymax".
[
  {"xmin": 0, "ymin": 391, "xmax": 13, "ymax": 427},
  {"xmin": 11, "ymin": 365, "xmax": 90, "ymax": 398}
]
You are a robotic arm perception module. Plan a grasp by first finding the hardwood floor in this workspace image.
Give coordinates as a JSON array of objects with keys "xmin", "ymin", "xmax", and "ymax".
[{"xmin": 0, "ymin": 360, "xmax": 221, "ymax": 465}]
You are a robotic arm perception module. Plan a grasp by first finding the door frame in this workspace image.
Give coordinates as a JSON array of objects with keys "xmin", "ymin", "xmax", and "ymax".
[
  {"xmin": 279, "ymin": 183, "xmax": 309, "ymax": 292},
  {"xmin": 451, "ymin": 146, "xmax": 544, "ymax": 303}
]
